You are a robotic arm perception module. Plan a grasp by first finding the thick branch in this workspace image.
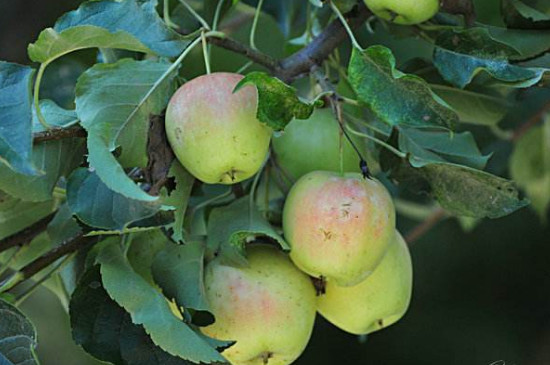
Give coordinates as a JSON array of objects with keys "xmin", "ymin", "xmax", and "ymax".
[
  {"xmin": 0, "ymin": 212, "xmax": 56, "ymax": 254},
  {"xmin": 33, "ymin": 125, "xmax": 86, "ymax": 144},
  {"xmin": 277, "ymin": 2, "xmax": 372, "ymax": 82}
]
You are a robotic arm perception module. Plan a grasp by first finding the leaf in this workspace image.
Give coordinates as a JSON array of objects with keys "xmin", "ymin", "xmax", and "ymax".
[
  {"xmin": 206, "ymin": 196, "xmax": 288, "ymax": 265},
  {"xmin": 431, "ymin": 85, "xmax": 509, "ymax": 126},
  {"xmin": 0, "ymin": 192, "xmax": 55, "ymax": 241},
  {"xmin": 127, "ymin": 230, "xmax": 170, "ymax": 285},
  {"xmin": 160, "ymin": 162, "xmax": 195, "ymax": 243},
  {"xmin": 502, "ymin": 0, "xmax": 550, "ymax": 29},
  {"xmin": 234, "ymin": 72, "xmax": 318, "ymax": 131},
  {"xmin": 0, "ymin": 300, "xmax": 38, "ymax": 365},
  {"xmin": 75, "ymin": 58, "xmax": 177, "ymax": 201},
  {"xmin": 348, "ymin": 46, "xmax": 458, "ymax": 129},
  {"xmin": 487, "ymin": 25, "xmax": 550, "ymax": 60},
  {"xmin": 0, "ymin": 62, "xmax": 36, "ymax": 175},
  {"xmin": 510, "ymin": 121, "xmax": 550, "ymax": 218},
  {"xmin": 96, "ymin": 238, "xmax": 228, "ymax": 363},
  {"xmin": 398, "ymin": 126, "xmax": 490, "ymax": 169},
  {"xmin": 0, "ymin": 138, "xmax": 85, "ymax": 202},
  {"xmin": 152, "ymin": 241, "xmax": 210, "ymax": 312},
  {"xmin": 28, "ymin": 0, "xmax": 188, "ymax": 63},
  {"xmin": 70, "ymin": 266, "xmax": 194, "ymax": 365},
  {"xmin": 420, "ymin": 163, "xmax": 530, "ymax": 218},
  {"xmin": 32, "ymin": 100, "xmax": 78, "ymax": 130},
  {"xmin": 67, "ymin": 168, "xmax": 160, "ymax": 231},
  {"xmin": 433, "ymin": 28, "xmax": 549, "ymax": 88}
]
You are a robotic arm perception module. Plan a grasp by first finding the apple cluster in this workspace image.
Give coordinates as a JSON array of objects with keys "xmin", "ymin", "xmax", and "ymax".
[{"xmin": 165, "ymin": 73, "xmax": 413, "ymax": 365}]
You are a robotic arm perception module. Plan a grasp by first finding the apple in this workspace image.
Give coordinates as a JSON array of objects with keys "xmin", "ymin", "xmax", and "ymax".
[
  {"xmin": 272, "ymin": 108, "xmax": 362, "ymax": 182},
  {"xmin": 283, "ymin": 171, "xmax": 395, "ymax": 286},
  {"xmin": 363, "ymin": 0, "xmax": 439, "ymax": 25},
  {"xmin": 201, "ymin": 244, "xmax": 317, "ymax": 365},
  {"xmin": 165, "ymin": 72, "xmax": 272, "ymax": 184},
  {"xmin": 317, "ymin": 231, "xmax": 413, "ymax": 335}
]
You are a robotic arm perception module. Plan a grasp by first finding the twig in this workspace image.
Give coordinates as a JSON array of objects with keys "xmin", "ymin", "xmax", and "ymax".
[
  {"xmin": 404, "ymin": 209, "xmax": 447, "ymax": 245},
  {"xmin": 207, "ymin": 35, "xmax": 280, "ymax": 71},
  {"xmin": 33, "ymin": 125, "xmax": 86, "ymax": 143},
  {"xmin": 0, "ymin": 212, "xmax": 56, "ymax": 254}
]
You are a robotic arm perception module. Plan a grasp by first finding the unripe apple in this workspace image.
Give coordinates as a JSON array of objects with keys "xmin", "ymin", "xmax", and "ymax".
[
  {"xmin": 201, "ymin": 245, "xmax": 317, "ymax": 365},
  {"xmin": 165, "ymin": 72, "xmax": 272, "ymax": 184},
  {"xmin": 283, "ymin": 171, "xmax": 395, "ymax": 286},
  {"xmin": 317, "ymin": 231, "xmax": 413, "ymax": 335},
  {"xmin": 272, "ymin": 108, "xmax": 361, "ymax": 181},
  {"xmin": 363, "ymin": 0, "xmax": 439, "ymax": 25}
]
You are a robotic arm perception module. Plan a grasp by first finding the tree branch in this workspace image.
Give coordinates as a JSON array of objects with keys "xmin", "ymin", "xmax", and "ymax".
[
  {"xmin": 33, "ymin": 125, "xmax": 87, "ymax": 144},
  {"xmin": 404, "ymin": 209, "xmax": 447, "ymax": 245},
  {"xmin": 207, "ymin": 35, "xmax": 280, "ymax": 72},
  {"xmin": 0, "ymin": 212, "xmax": 56, "ymax": 254},
  {"xmin": 511, "ymin": 101, "xmax": 550, "ymax": 142}
]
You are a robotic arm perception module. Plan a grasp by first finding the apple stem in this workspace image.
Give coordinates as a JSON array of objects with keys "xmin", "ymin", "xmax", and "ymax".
[
  {"xmin": 250, "ymin": 0, "xmax": 265, "ymax": 50},
  {"xmin": 177, "ymin": 0, "xmax": 211, "ymax": 30}
]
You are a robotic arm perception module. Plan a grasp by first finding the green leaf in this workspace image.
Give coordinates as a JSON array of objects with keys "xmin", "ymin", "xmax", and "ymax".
[
  {"xmin": 0, "ymin": 138, "xmax": 85, "ymax": 202},
  {"xmin": 398, "ymin": 127, "xmax": 490, "ymax": 169},
  {"xmin": 0, "ymin": 62, "xmax": 36, "ymax": 175},
  {"xmin": 70, "ymin": 266, "xmax": 194, "ymax": 365},
  {"xmin": 75, "ymin": 58, "xmax": 177, "ymax": 201},
  {"xmin": 420, "ymin": 163, "xmax": 530, "ymax": 218},
  {"xmin": 152, "ymin": 241, "xmax": 210, "ymax": 312},
  {"xmin": 434, "ymin": 28, "xmax": 549, "ymax": 88},
  {"xmin": 234, "ymin": 72, "xmax": 318, "ymax": 131},
  {"xmin": 206, "ymin": 196, "xmax": 288, "ymax": 265},
  {"xmin": 161, "ymin": 162, "xmax": 195, "ymax": 243},
  {"xmin": 0, "ymin": 192, "xmax": 56, "ymax": 241},
  {"xmin": 0, "ymin": 300, "xmax": 38, "ymax": 365},
  {"xmin": 348, "ymin": 46, "xmax": 457, "ymax": 129},
  {"xmin": 96, "ymin": 238, "xmax": 228, "ymax": 363},
  {"xmin": 127, "ymin": 230, "xmax": 171, "ymax": 285},
  {"xmin": 510, "ymin": 121, "xmax": 550, "ymax": 219},
  {"xmin": 487, "ymin": 25, "xmax": 550, "ymax": 60},
  {"xmin": 502, "ymin": 0, "xmax": 550, "ymax": 29},
  {"xmin": 67, "ymin": 168, "xmax": 160, "ymax": 231},
  {"xmin": 28, "ymin": 0, "xmax": 188, "ymax": 63},
  {"xmin": 32, "ymin": 100, "xmax": 78, "ymax": 130},
  {"xmin": 431, "ymin": 85, "xmax": 509, "ymax": 126}
]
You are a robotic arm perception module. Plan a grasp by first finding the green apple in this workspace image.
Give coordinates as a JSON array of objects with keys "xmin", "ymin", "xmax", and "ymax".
[
  {"xmin": 283, "ymin": 171, "xmax": 395, "ymax": 286},
  {"xmin": 317, "ymin": 231, "xmax": 413, "ymax": 335},
  {"xmin": 201, "ymin": 244, "xmax": 317, "ymax": 365},
  {"xmin": 272, "ymin": 108, "xmax": 361, "ymax": 182},
  {"xmin": 165, "ymin": 72, "xmax": 272, "ymax": 184},
  {"xmin": 364, "ymin": 0, "xmax": 439, "ymax": 25}
]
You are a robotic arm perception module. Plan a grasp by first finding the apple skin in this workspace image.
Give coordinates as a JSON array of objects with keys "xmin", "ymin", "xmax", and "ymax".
[
  {"xmin": 317, "ymin": 231, "xmax": 413, "ymax": 335},
  {"xmin": 201, "ymin": 245, "xmax": 317, "ymax": 365},
  {"xmin": 272, "ymin": 108, "xmax": 361, "ymax": 182},
  {"xmin": 283, "ymin": 171, "xmax": 395, "ymax": 286},
  {"xmin": 165, "ymin": 72, "xmax": 272, "ymax": 184},
  {"xmin": 363, "ymin": 0, "xmax": 439, "ymax": 25}
]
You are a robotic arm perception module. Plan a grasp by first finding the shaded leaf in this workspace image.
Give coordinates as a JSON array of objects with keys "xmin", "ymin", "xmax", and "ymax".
[
  {"xmin": 96, "ymin": 238, "xmax": 228, "ymax": 363},
  {"xmin": 152, "ymin": 241, "xmax": 210, "ymax": 311},
  {"xmin": 0, "ymin": 192, "xmax": 56, "ymax": 241},
  {"xmin": 206, "ymin": 196, "xmax": 288, "ymax": 265},
  {"xmin": 234, "ymin": 72, "xmax": 317, "ymax": 131},
  {"xmin": 502, "ymin": 0, "xmax": 550, "ymax": 29},
  {"xmin": 127, "ymin": 230, "xmax": 170, "ymax": 285},
  {"xmin": 0, "ymin": 62, "xmax": 35, "ymax": 175},
  {"xmin": 487, "ymin": 25, "xmax": 550, "ymax": 59},
  {"xmin": 0, "ymin": 300, "xmax": 38, "ymax": 365},
  {"xmin": 348, "ymin": 46, "xmax": 457, "ymax": 129},
  {"xmin": 67, "ymin": 168, "xmax": 160, "ymax": 231},
  {"xmin": 28, "ymin": 0, "xmax": 188, "ymax": 63},
  {"xmin": 510, "ymin": 121, "xmax": 550, "ymax": 218},
  {"xmin": 32, "ymin": 100, "xmax": 78, "ymax": 130},
  {"xmin": 75, "ymin": 58, "xmax": 177, "ymax": 202},
  {"xmin": 434, "ymin": 28, "xmax": 549, "ymax": 88},
  {"xmin": 70, "ymin": 266, "xmax": 194, "ymax": 365}
]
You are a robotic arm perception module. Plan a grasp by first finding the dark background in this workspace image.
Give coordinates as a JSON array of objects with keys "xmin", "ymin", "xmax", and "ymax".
[{"xmin": 1, "ymin": 0, "xmax": 549, "ymax": 364}]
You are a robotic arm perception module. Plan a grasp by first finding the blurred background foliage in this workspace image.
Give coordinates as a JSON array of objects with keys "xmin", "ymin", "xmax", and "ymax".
[{"xmin": 1, "ymin": 0, "xmax": 549, "ymax": 364}]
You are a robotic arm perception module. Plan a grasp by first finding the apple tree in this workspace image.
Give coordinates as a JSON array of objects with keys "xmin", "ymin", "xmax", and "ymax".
[{"xmin": 0, "ymin": 0, "xmax": 549, "ymax": 364}]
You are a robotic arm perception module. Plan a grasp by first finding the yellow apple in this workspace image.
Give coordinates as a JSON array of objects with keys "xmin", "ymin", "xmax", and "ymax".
[
  {"xmin": 317, "ymin": 231, "xmax": 413, "ymax": 335},
  {"xmin": 364, "ymin": 0, "xmax": 439, "ymax": 25},
  {"xmin": 165, "ymin": 72, "xmax": 272, "ymax": 184},
  {"xmin": 201, "ymin": 245, "xmax": 317, "ymax": 365},
  {"xmin": 283, "ymin": 171, "xmax": 395, "ymax": 286}
]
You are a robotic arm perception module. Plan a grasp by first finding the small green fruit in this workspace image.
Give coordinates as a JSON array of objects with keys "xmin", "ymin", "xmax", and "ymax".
[
  {"xmin": 363, "ymin": 0, "xmax": 439, "ymax": 25},
  {"xmin": 283, "ymin": 171, "xmax": 395, "ymax": 286},
  {"xmin": 272, "ymin": 108, "xmax": 361, "ymax": 181},
  {"xmin": 201, "ymin": 245, "xmax": 317, "ymax": 365},
  {"xmin": 165, "ymin": 72, "xmax": 272, "ymax": 184},
  {"xmin": 317, "ymin": 231, "xmax": 413, "ymax": 335}
]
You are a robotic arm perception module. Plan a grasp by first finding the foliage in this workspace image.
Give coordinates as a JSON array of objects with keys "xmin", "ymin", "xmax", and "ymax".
[{"xmin": 0, "ymin": 0, "xmax": 549, "ymax": 364}]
